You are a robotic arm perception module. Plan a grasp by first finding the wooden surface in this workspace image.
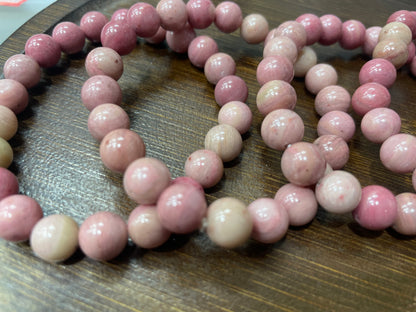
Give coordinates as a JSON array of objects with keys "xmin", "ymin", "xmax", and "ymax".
[{"xmin": 1, "ymin": 0, "xmax": 416, "ymax": 311}]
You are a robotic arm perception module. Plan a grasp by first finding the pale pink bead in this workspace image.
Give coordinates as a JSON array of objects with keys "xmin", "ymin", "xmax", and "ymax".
[
  {"xmin": 214, "ymin": 75, "xmax": 248, "ymax": 106},
  {"xmin": 52, "ymin": 21, "xmax": 86, "ymax": 54},
  {"xmin": 256, "ymin": 80, "xmax": 297, "ymax": 116},
  {"xmin": 3, "ymin": 54, "xmax": 41, "ymax": 89},
  {"xmin": 240, "ymin": 13, "xmax": 269, "ymax": 44},
  {"xmin": 319, "ymin": 14, "xmax": 342, "ymax": 45},
  {"xmin": 204, "ymin": 52, "xmax": 236, "ymax": 84},
  {"xmin": 339, "ymin": 20, "xmax": 366, "ymax": 50},
  {"xmin": 81, "ymin": 75, "xmax": 122, "ymax": 111},
  {"xmin": 111, "ymin": 9, "xmax": 128, "ymax": 21},
  {"xmin": 166, "ymin": 24, "xmax": 196, "ymax": 53},
  {"xmin": 274, "ymin": 183, "xmax": 318, "ymax": 227},
  {"xmin": 362, "ymin": 26, "xmax": 381, "ymax": 56},
  {"xmin": 156, "ymin": 0, "xmax": 188, "ymax": 31},
  {"xmin": 123, "ymin": 157, "xmax": 171, "ymax": 204},
  {"xmin": 305, "ymin": 63, "xmax": 338, "ymax": 95},
  {"xmin": 293, "ymin": 46, "xmax": 317, "ymax": 77},
  {"xmin": 100, "ymin": 129, "xmax": 146, "ymax": 173},
  {"xmin": 186, "ymin": 0, "xmax": 215, "ymax": 29},
  {"xmin": 80, "ymin": 11, "xmax": 108, "ymax": 42},
  {"xmin": 380, "ymin": 133, "xmax": 416, "ymax": 174},
  {"xmin": 214, "ymin": 1, "xmax": 243, "ymax": 33},
  {"xmin": 296, "ymin": 13, "xmax": 323, "ymax": 45},
  {"xmin": 274, "ymin": 21, "xmax": 307, "ymax": 51},
  {"xmin": 317, "ymin": 111, "xmax": 356, "ymax": 142},
  {"xmin": 85, "ymin": 47, "xmax": 123, "ymax": 81},
  {"xmin": 361, "ymin": 108, "xmax": 401, "ymax": 144},
  {"xmin": 373, "ymin": 39, "xmax": 409, "ymax": 69},
  {"xmin": 263, "ymin": 36, "xmax": 298, "ymax": 63},
  {"xmin": 0, "ymin": 138, "xmax": 13, "ymax": 168},
  {"xmin": 0, "ymin": 79, "xmax": 28, "ymax": 114},
  {"xmin": 387, "ymin": 10, "xmax": 416, "ymax": 39},
  {"xmin": 358, "ymin": 58, "xmax": 397, "ymax": 88},
  {"xmin": 128, "ymin": 205, "xmax": 171, "ymax": 249},
  {"xmin": 188, "ymin": 35, "xmax": 218, "ymax": 68},
  {"xmin": 247, "ymin": 198, "xmax": 289, "ymax": 244},
  {"xmin": 144, "ymin": 26, "xmax": 166, "ymax": 44},
  {"xmin": 0, "ymin": 168, "xmax": 18, "ymax": 200},
  {"xmin": 185, "ymin": 149, "xmax": 224, "ymax": 188},
  {"xmin": 378, "ymin": 22, "xmax": 412, "ymax": 45},
  {"xmin": 256, "ymin": 55, "xmax": 294, "ymax": 86},
  {"xmin": 393, "ymin": 193, "xmax": 416, "ymax": 236},
  {"xmin": 407, "ymin": 42, "xmax": 415, "ymax": 64},
  {"xmin": 88, "ymin": 103, "xmax": 130, "ymax": 141},
  {"xmin": 204, "ymin": 124, "xmax": 242, "ymax": 162},
  {"xmin": 127, "ymin": 2, "xmax": 160, "ymax": 37},
  {"xmin": 157, "ymin": 182, "xmax": 207, "ymax": 234},
  {"xmin": 352, "ymin": 185, "xmax": 397, "ymax": 231},
  {"xmin": 261, "ymin": 109, "xmax": 304, "ymax": 151},
  {"xmin": 79, "ymin": 211, "xmax": 128, "ymax": 261},
  {"xmin": 314, "ymin": 85, "xmax": 351, "ymax": 116},
  {"xmin": 25, "ymin": 34, "xmax": 61, "ymax": 68},
  {"xmin": 218, "ymin": 101, "xmax": 252, "ymax": 134},
  {"xmin": 101, "ymin": 21, "xmax": 137, "ymax": 55},
  {"xmin": 281, "ymin": 142, "xmax": 326, "ymax": 187},
  {"xmin": 313, "ymin": 135, "xmax": 349, "ymax": 170},
  {"xmin": 0, "ymin": 195, "xmax": 43, "ymax": 242},
  {"xmin": 351, "ymin": 82, "xmax": 391, "ymax": 116},
  {"xmin": 0, "ymin": 105, "xmax": 18, "ymax": 141}
]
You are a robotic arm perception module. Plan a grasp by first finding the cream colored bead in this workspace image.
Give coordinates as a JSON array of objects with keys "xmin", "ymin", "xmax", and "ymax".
[
  {"xmin": 0, "ymin": 106, "xmax": 18, "ymax": 140},
  {"xmin": 204, "ymin": 124, "xmax": 242, "ymax": 162},
  {"xmin": 0, "ymin": 137, "xmax": 13, "ymax": 168}
]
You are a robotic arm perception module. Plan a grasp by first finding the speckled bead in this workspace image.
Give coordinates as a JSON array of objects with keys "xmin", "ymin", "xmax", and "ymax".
[
  {"xmin": 387, "ymin": 10, "xmax": 416, "ymax": 39},
  {"xmin": 127, "ymin": 2, "xmax": 160, "ymax": 37},
  {"xmin": 317, "ymin": 111, "xmax": 356, "ymax": 142},
  {"xmin": 373, "ymin": 39, "xmax": 409, "ymax": 69},
  {"xmin": 166, "ymin": 23, "xmax": 196, "ymax": 54},
  {"xmin": 156, "ymin": 0, "xmax": 188, "ymax": 31},
  {"xmin": 263, "ymin": 36, "xmax": 298, "ymax": 63},
  {"xmin": 85, "ymin": 47, "xmax": 123, "ymax": 81},
  {"xmin": 339, "ymin": 20, "xmax": 366, "ymax": 50}
]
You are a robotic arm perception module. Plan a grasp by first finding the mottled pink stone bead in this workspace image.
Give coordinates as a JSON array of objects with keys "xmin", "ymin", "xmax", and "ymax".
[
  {"xmin": 185, "ymin": 149, "xmax": 224, "ymax": 188},
  {"xmin": 380, "ymin": 133, "xmax": 416, "ymax": 174},
  {"xmin": 305, "ymin": 63, "xmax": 338, "ymax": 95},
  {"xmin": 313, "ymin": 135, "xmax": 349, "ymax": 170},
  {"xmin": 186, "ymin": 0, "xmax": 215, "ymax": 29},
  {"xmin": 273, "ymin": 21, "xmax": 307, "ymax": 51},
  {"xmin": 218, "ymin": 100, "xmax": 252, "ymax": 134},
  {"xmin": 204, "ymin": 124, "xmax": 242, "ymax": 162},
  {"xmin": 80, "ymin": 11, "xmax": 108, "ymax": 42},
  {"xmin": 362, "ymin": 26, "xmax": 381, "ymax": 56},
  {"xmin": 256, "ymin": 55, "xmax": 294, "ymax": 86},
  {"xmin": 214, "ymin": 1, "xmax": 243, "ymax": 33},
  {"xmin": 358, "ymin": 58, "xmax": 397, "ymax": 88},
  {"xmin": 314, "ymin": 85, "xmax": 351, "ymax": 116},
  {"xmin": 214, "ymin": 75, "xmax": 248, "ymax": 106},
  {"xmin": 393, "ymin": 193, "xmax": 416, "ymax": 236},
  {"xmin": 0, "ymin": 105, "xmax": 18, "ymax": 141},
  {"xmin": 111, "ymin": 8, "xmax": 128, "ymax": 21},
  {"xmin": 144, "ymin": 26, "xmax": 166, "ymax": 44},
  {"xmin": 387, "ymin": 10, "xmax": 416, "ymax": 39},
  {"xmin": 100, "ymin": 21, "xmax": 137, "ymax": 56},
  {"xmin": 127, "ymin": 3, "xmax": 160, "ymax": 37},
  {"xmin": 351, "ymin": 82, "xmax": 391, "ymax": 116},
  {"xmin": 296, "ymin": 13, "xmax": 323, "ymax": 45},
  {"xmin": 85, "ymin": 47, "xmax": 123, "ymax": 81},
  {"xmin": 0, "ymin": 79, "xmax": 29, "ymax": 114},
  {"xmin": 373, "ymin": 39, "xmax": 409, "ymax": 69},
  {"xmin": 3, "ymin": 54, "xmax": 41, "ymax": 89},
  {"xmin": 156, "ymin": 0, "xmax": 188, "ymax": 31},
  {"xmin": 360, "ymin": 108, "xmax": 401, "ymax": 144},
  {"xmin": 166, "ymin": 24, "xmax": 196, "ymax": 54},
  {"xmin": 81, "ymin": 75, "xmax": 122, "ymax": 111},
  {"xmin": 379, "ymin": 22, "xmax": 412, "ymax": 45},
  {"xmin": 52, "ymin": 21, "xmax": 86, "ymax": 54},
  {"xmin": 317, "ymin": 111, "xmax": 356, "ymax": 142},
  {"xmin": 188, "ymin": 35, "xmax": 218, "ymax": 68},
  {"xmin": 256, "ymin": 80, "xmax": 297, "ymax": 116},
  {"xmin": 293, "ymin": 46, "xmax": 317, "ymax": 77},
  {"xmin": 240, "ymin": 13, "xmax": 269, "ymax": 44},
  {"xmin": 79, "ymin": 211, "xmax": 128, "ymax": 261},
  {"xmin": 263, "ymin": 36, "xmax": 298, "ymax": 63},
  {"xmin": 339, "ymin": 20, "xmax": 366, "ymax": 50},
  {"xmin": 25, "ymin": 34, "xmax": 61, "ymax": 68},
  {"xmin": 0, "ymin": 168, "xmax": 18, "ymax": 200},
  {"xmin": 204, "ymin": 52, "xmax": 236, "ymax": 84},
  {"xmin": 352, "ymin": 185, "xmax": 397, "ymax": 231},
  {"xmin": 319, "ymin": 14, "xmax": 342, "ymax": 45}
]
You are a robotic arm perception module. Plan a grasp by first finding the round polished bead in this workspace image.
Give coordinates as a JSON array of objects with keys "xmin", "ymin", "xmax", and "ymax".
[
  {"xmin": 352, "ymin": 185, "xmax": 397, "ymax": 231},
  {"xmin": 317, "ymin": 111, "xmax": 356, "ymax": 142},
  {"xmin": 81, "ymin": 75, "xmax": 122, "ymax": 111},
  {"xmin": 256, "ymin": 55, "xmax": 294, "ymax": 85},
  {"xmin": 358, "ymin": 58, "xmax": 397, "ymax": 88},
  {"xmin": 186, "ymin": 0, "xmax": 215, "ymax": 29},
  {"xmin": 204, "ymin": 52, "xmax": 236, "ymax": 84},
  {"xmin": 361, "ymin": 108, "xmax": 401, "ymax": 143},
  {"xmin": 293, "ymin": 46, "xmax": 317, "ymax": 77},
  {"xmin": 378, "ymin": 22, "xmax": 412, "ymax": 45},
  {"xmin": 247, "ymin": 198, "xmax": 289, "ymax": 244},
  {"xmin": 79, "ymin": 211, "xmax": 128, "ymax": 261},
  {"xmin": 373, "ymin": 39, "xmax": 409, "ymax": 69},
  {"xmin": 214, "ymin": 1, "xmax": 243, "ymax": 33},
  {"xmin": 315, "ymin": 85, "xmax": 351, "ymax": 116},
  {"xmin": 204, "ymin": 124, "xmax": 242, "ymax": 162},
  {"xmin": 218, "ymin": 100, "xmax": 252, "ymax": 134},
  {"xmin": 124, "ymin": 157, "xmax": 171, "ymax": 204},
  {"xmin": 100, "ymin": 129, "xmax": 145, "ymax": 173},
  {"xmin": 319, "ymin": 14, "xmax": 342, "ymax": 45},
  {"xmin": 305, "ymin": 63, "xmax": 338, "ymax": 95},
  {"xmin": 188, "ymin": 35, "xmax": 218, "ymax": 68},
  {"xmin": 313, "ymin": 135, "xmax": 349, "ymax": 170},
  {"xmin": 80, "ymin": 11, "xmax": 108, "ymax": 42},
  {"xmin": 172, "ymin": 176, "xmax": 204, "ymax": 191},
  {"xmin": 0, "ymin": 138, "xmax": 13, "ymax": 168},
  {"xmin": 0, "ymin": 195, "xmax": 43, "ymax": 242},
  {"xmin": 30, "ymin": 215, "xmax": 79, "ymax": 262},
  {"xmin": 380, "ymin": 133, "xmax": 416, "ymax": 174},
  {"xmin": 111, "ymin": 8, "xmax": 128, "ymax": 21},
  {"xmin": 128, "ymin": 205, "xmax": 171, "ymax": 249},
  {"xmin": 206, "ymin": 197, "xmax": 252, "ymax": 249},
  {"xmin": 339, "ymin": 20, "xmax": 366, "ymax": 50},
  {"xmin": 85, "ymin": 47, "xmax": 123, "ymax": 81},
  {"xmin": 387, "ymin": 10, "xmax": 416, "ymax": 39},
  {"xmin": 101, "ymin": 21, "xmax": 137, "ymax": 56},
  {"xmin": 144, "ymin": 26, "xmax": 166, "ymax": 44},
  {"xmin": 127, "ymin": 2, "xmax": 160, "ymax": 37},
  {"xmin": 3, "ymin": 54, "xmax": 41, "ymax": 89},
  {"xmin": 281, "ymin": 142, "xmax": 326, "ymax": 186},
  {"xmin": 156, "ymin": 0, "xmax": 188, "ymax": 31},
  {"xmin": 0, "ymin": 168, "xmax": 18, "ymax": 201},
  {"xmin": 261, "ymin": 109, "xmax": 304, "ymax": 151},
  {"xmin": 25, "ymin": 34, "xmax": 61, "ymax": 68},
  {"xmin": 362, "ymin": 26, "xmax": 382, "ymax": 56},
  {"xmin": 0, "ymin": 106, "xmax": 18, "ymax": 141},
  {"xmin": 0, "ymin": 78, "xmax": 28, "ymax": 115},
  {"xmin": 214, "ymin": 75, "xmax": 248, "ymax": 106},
  {"xmin": 351, "ymin": 82, "xmax": 391, "ymax": 116},
  {"xmin": 166, "ymin": 24, "xmax": 196, "ymax": 53},
  {"xmin": 274, "ymin": 21, "xmax": 307, "ymax": 51},
  {"xmin": 185, "ymin": 149, "xmax": 224, "ymax": 188},
  {"xmin": 256, "ymin": 80, "xmax": 297, "ymax": 116},
  {"xmin": 240, "ymin": 13, "xmax": 269, "ymax": 44},
  {"xmin": 296, "ymin": 13, "xmax": 323, "ymax": 45},
  {"xmin": 263, "ymin": 36, "xmax": 298, "ymax": 63},
  {"xmin": 393, "ymin": 193, "xmax": 416, "ymax": 236},
  {"xmin": 52, "ymin": 21, "xmax": 86, "ymax": 54}
]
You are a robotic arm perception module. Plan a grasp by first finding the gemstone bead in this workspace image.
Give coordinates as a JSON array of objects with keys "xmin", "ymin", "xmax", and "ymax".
[
  {"xmin": 85, "ymin": 47, "xmax": 123, "ymax": 81},
  {"xmin": 373, "ymin": 39, "xmax": 409, "ymax": 69},
  {"xmin": 204, "ymin": 52, "xmax": 236, "ymax": 84},
  {"xmin": 214, "ymin": 1, "xmax": 243, "ymax": 33},
  {"xmin": 80, "ymin": 11, "xmax": 108, "ymax": 42},
  {"xmin": 100, "ymin": 21, "xmax": 137, "ymax": 55},
  {"xmin": 296, "ymin": 13, "xmax": 323, "ymax": 45},
  {"xmin": 166, "ymin": 24, "xmax": 196, "ymax": 54},
  {"xmin": 263, "ymin": 36, "xmax": 298, "ymax": 63},
  {"xmin": 305, "ymin": 63, "xmax": 338, "ymax": 95},
  {"xmin": 360, "ymin": 107, "xmax": 401, "ymax": 143},
  {"xmin": 156, "ymin": 0, "xmax": 188, "ymax": 31},
  {"xmin": 314, "ymin": 85, "xmax": 351, "ymax": 116},
  {"xmin": 0, "ymin": 138, "xmax": 13, "ymax": 168},
  {"xmin": 186, "ymin": 0, "xmax": 215, "ymax": 29},
  {"xmin": 127, "ymin": 2, "xmax": 160, "ymax": 37},
  {"xmin": 351, "ymin": 82, "xmax": 391, "ymax": 116},
  {"xmin": 378, "ymin": 22, "xmax": 412, "ymax": 45},
  {"xmin": 393, "ymin": 193, "xmax": 416, "ymax": 236},
  {"xmin": 362, "ymin": 26, "xmax": 382, "ymax": 56},
  {"xmin": 214, "ymin": 75, "xmax": 248, "ymax": 106},
  {"xmin": 204, "ymin": 124, "xmax": 242, "ymax": 162},
  {"xmin": 358, "ymin": 58, "xmax": 397, "ymax": 88},
  {"xmin": 256, "ymin": 55, "xmax": 294, "ymax": 85},
  {"xmin": 25, "ymin": 34, "xmax": 61, "ymax": 68},
  {"xmin": 3, "ymin": 54, "xmax": 41, "ymax": 89},
  {"xmin": 0, "ymin": 106, "xmax": 18, "ymax": 141},
  {"xmin": 81, "ymin": 75, "xmax": 122, "ymax": 111},
  {"xmin": 188, "ymin": 35, "xmax": 218, "ymax": 68},
  {"xmin": 256, "ymin": 80, "xmax": 297, "ymax": 115},
  {"xmin": 339, "ymin": 20, "xmax": 366, "ymax": 50},
  {"xmin": 0, "ymin": 168, "xmax": 18, "ymax": 201},
  {"xmin": 380, "ymin": 133, "xmax": 416, "ymax": 174},
  {"xmin": 240, "ymin": 13, "xmax": 269, "ymax": 44},
  {"xmin": 293, "ymin": 46, "xmax": 317, "ymax": 77},
  {"xmin": 218, "ymin": 100, "xmax": 252, "ymax": 134},
  {"xmin": 317, "ymin": 111, "xmax": 356, "ymax": 142},
  {"xmin": 313, "ymin": 135, "xmax": 349, "ymax": 170},
  {"xmin": 319, "ymin": 14, "xmax": 342, "ymax": 45},
  {"xmin": 274, "ymin": 21, "xmax": 307, "ymax": 51},
  {"xmin": 111, "ymin": 8, "xmax": 128, "ymax": 22},
  {"xmin": 387, "ymin": 10, "xmax": 416, "ymax": 39},
  {"xmin": 185, "ymin": 149, "xmax": 224, "ymax": 188},
  {"xmin": 52, "ymin": 21, "xmax": 86, "ymax": 54},
  {"xmin": 0, "ymin": 78, "xmax": 29, "ymax": 114}
]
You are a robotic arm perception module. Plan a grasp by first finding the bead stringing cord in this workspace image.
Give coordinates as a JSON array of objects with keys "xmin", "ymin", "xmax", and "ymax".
[{"xmin": 1, "ymin": 1, "xmax": 416, "ymax": 263}]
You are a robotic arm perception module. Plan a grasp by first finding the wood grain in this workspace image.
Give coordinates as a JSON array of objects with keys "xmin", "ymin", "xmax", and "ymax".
[{"xmin": 1, "ymin": 0, "xmax": 416, "ymax": 311}]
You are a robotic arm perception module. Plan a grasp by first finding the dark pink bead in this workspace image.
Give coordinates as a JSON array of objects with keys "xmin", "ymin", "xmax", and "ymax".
[
  {"xmin": 380, "ymin": 133, "xmax": 416, "ymax": 174},
  {"xmin": 0, "ymin": 79, "xmax": 29, "ymax": 114},
  {"xmin": 80, "ymin": 11, "xmax": 108, "ymax": 42},
  {"xmin": 214, "ymin": 1, "xmax": 243, "ymax": 33},
  {"xmin": 351, "ymin": 82, "xmax": 391, "ymax": 116},
  {"xmin": 25, "ymin": 34, "xmax": 61, "ymax": 68},
  {"xmin": 358, "ymin": 59, "xmax": 397, "ymax": 88},
  {"xmin": 101, "ymin": 21, "xmax": 137, "ymax": 56},
  {"xmin": 274, "ymin": 21, "xmax": 307, "ymax": 51},
  {"xmin": 256, "ymin": 55, "xmax": 294, "ymax": 86},
  {"xmin": 111, "ymin": 8, "xmax": 128, "ymax": 22},
  {"xmin": 361, "ymin": 108, "xmax": 401, "ymax": 144},
  {"xmin": 144, "ymin": 26, "xmax": 166, "ymax": 44},
  {"xmin": 296, "ymin": 13, "xmax": 323, "ymax": 45},
  {"xmin": 313, "ymin": 135, "xmax": 349, "ymax": 170},
  {"xmin": 393, "ymin": 193, "xmax": 416, "ymax": 236},
  {"xmin": 185, "ymin": 149, "xmax": 224, "ymax": 189},
  {"xmin": 127, "ymin": 2, "xmax": 160, "ymax": 37},
  {"xmin": 188, "ymin": 35, "xmax": 218, "ymax": 68},
  {"xmin": 186, "ymin": 0, "xmax": 215, "ymax": 29},
  {"xmin": 362, "ymin": 26, "xmax": 381, "ymax": 56},
  {"xmin": 319, "ymin": 14, "xmax": 342, "ymax": 45},
  {"xmin": 52, "ymin": 21, "xmax": 86, "ymax": 54},
  {"xmin": 3, "ymin": 54, "xmax": 41, "ymax": 89},
  {"xmin": 156, "ymin": 0, "xmax": 188, "ymax": 31},
  {"xmin": 204, "ymin": 52, "xmax": 236, "ymax": 84},
  {"xmin": 214, "ymin": 75, "xmax": 248, "ymax": 107},
  {"xmin": 339, "ymin": 20, "xmax": 366, "ymax": 50},
  {"xmin": 317, "ymin": 111, "xmax": 356, "ymax": 142},
  {"xmin": 0, "ymin": 168, "xmax": 18, "ymax": 200},
  {"xmin": 387, "ymin": 10, "xmax": 416, "ymax": 39},
  {"xmin": 166, "ymin": 23, "xmax": 196, "ymax": 54},
  {"xmin": 81, "ymin": 75, "xmax": 122, "ymax": 111}
]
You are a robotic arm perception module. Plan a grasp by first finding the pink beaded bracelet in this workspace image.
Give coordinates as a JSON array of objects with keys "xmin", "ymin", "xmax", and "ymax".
[{"xmin": 1, "ymin": 1, "xmax": 416, "ymax": 263}]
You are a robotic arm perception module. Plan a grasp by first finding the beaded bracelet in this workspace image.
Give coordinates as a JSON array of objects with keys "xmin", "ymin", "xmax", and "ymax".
[{"xmin": 0, "ymin": 0, "xmax": 416, "ymax": 263}]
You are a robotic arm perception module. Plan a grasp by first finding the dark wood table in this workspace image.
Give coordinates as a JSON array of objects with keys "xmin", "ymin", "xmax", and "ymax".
[{"xmin": 1, "ymin": 0, "xmax": 416, "ymax": 311}]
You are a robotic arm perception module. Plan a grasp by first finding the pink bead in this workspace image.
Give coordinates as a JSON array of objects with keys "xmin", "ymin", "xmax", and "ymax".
[
  {"xmin": 274, "ymin": 183, "xmax": 318, "ymax": 227},
  {"xmin": 358, "ymin": 58, "xmax": 397, "ymax": 88},
  {"xmin": 281, "ymin": 142, "xmax": 326, "ymax": 186},
  {"xmin": 100, "ymin": 129, "xmax": 145, "ymax": 173},
  {"xmin": 317, "ymin": 111, "xmax": 356, "ymax": 142},
  {"xmin": 296, "ymin": 13, "xmax": 323, "ymax": 45},
  {"xmin": 261, "ymin": 109, "xmax": 304, "ymax": 151},
  {"xmin": 188, "ymin": 35, "xmax": 218, "ymax": 68},
  {"xmin": 166, "ymin": 24, "xmax": 196, "ymax": 53},
  {"xmin": 351, "ymin": 82, "xmax": 391, "ymax": 116},
  {"xmin": 85, "ymin": 47, "xmax": 123, "ymax": 81},
  {"xmin": 313, "ymin": 135, "xmax": 349, "ymax": 170},
  {"xmin": 79, "ymin": 211, "xmax": 128, "ymax": 261},
  {"xmin": 361, "ymin": 108, "xmax": 401, "ymax": 144},
  {"xmin": 247, "ymin": 198, "xmax": 289, "ymax": 244},
  {"xmin": 380, "ymin": 133, "xmax": 416, "ymax": 174},
  {"xmin": 204, "ymin": 124, "xmax": 242, "ymax": 162},
  {"xmin": 362, "ymin": 26, "xmax": 381, "ymax": 56},
  {"xmin": 111, "ymin": 9, "xmax": 128, "ymax": 22},
  {"xmin": 352, "ymin": 185, "xmax": 397, "ymax": 231},
  {"xmin": 87, "ymin": 103, "xmax": 130, "ymax": 141},
  {"xmin": 0, "ymin": 79, "xmax": 28, "ymax": 114},
  {"xmin": 127, "ymin": 3, "xmax": 160, "ymax": 37},
  {"xmin": 218, "ymin": 100, "xmax": 252, "ymax": 134},
  {"xmin": 204, "ymin": 52, "xmax": 236, "ymax": 84},
  {"xmin": 80, "ymin": 11, "xmax": 108, "ymax": 42},
  {"xmin": 144, "ymin": 26, "xmax": 166, "ymax": 44},
  {"xmin": 156, "ymin": 0, "xmax": 188, "ymax": 31},
  {"xmin": 387, "ymin": 10, "xmax": 416, "ymax": 39},
  {"xmin": 0, "ymin": 104, "xmax": 18, "ymax": 141},
  {"xmin": 214, "ymin": 75, "xmax": 248, "ymax": 106},
  {"xmin": 240, "ymin": 13, "xmax": 269, "ymax": 44},
  {"xmin": 3, "ymin": 54, "xmax": 41, "ymax": 89},
  {"xmin": 25, "ymin": 34, "xmax": 61, "ymax": 68},
  {"xmin": 319, "ymin": 14, "xmax": 342, "ymax": 45},
  {"xmin": 274, "ymin": 21, "xmax": 307, "ymax": 51},
  {"xmin": 314, "ymin": 85, "xmax": 351, "ymax": 116},
  {"xmin": 293, "ymin": 46, "xmax": 317, "ymax": 77},
  {"xmin": 81, "ymin": 75, "xmax": 122, "ymax": 111},
  {"xmin": 339, "ymin": 20, "xmax": 366, "ymax": 50},
  {"xmin": 256, "ymin": 55, "xmax": 294, "ymax": 86},
  {"xmin": 186, "ymin": 0, "xmax": 215, "ymax": 29},
  {"xmin": 171, "ymin": 176, "xmax": 204, "ymax": 192},
  {"xmin": 0, "ymin": 195, "xmax": 43, "ymax": 242},
  {"xmin": 185, "ymin": 149, "xmax": 223, "ymax": 188},
  {"xmin": 0, "ymin": 168, "xmax": 18, "ymax": 200},
  {"xmin": 256, "ymin": 80, "xmax": 297, "ymax": 116},
  {"xmin": 52, "ymin": 21, "xmax": 86, "ymax": 54},
  {"xmin": 305, "ymin": 63, "xmax": 338, "ymax": 95},
  {"xmin": 157, "ymin": 182, "xmax": 207, "ymax": 234},
  {"xmin": 373, "ymin": 39, "xmax": 409, "ymax": 69},
  {"xmin": 263, "ymin": 36, "xmax": 298, "ymax": 63},
  {"xmin": 101, "ymin": 21, "xmax": 137, "ymax": 55},
  {"xmin": 214, "ymin": 1, "xmax": 243, "ymax": 33},
  {"xmin": 393, "ymin": 193, "xmax": 416, "ymax": 236},
  {"xmin": 128, "ymin": 205, "xmax": 171, "ymax": 249},
  {"xmin": 407, "ymin": 42, "xmax": 415, "ymax": 64}
]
